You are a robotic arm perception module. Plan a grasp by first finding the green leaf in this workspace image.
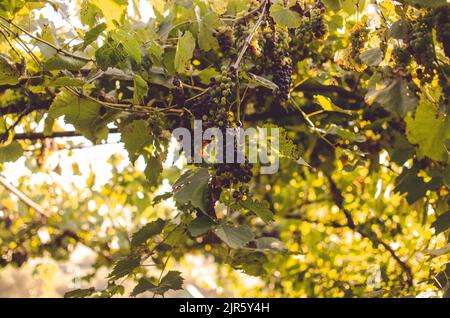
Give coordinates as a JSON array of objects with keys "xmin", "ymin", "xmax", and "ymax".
[
  {"xmin": 173, "ymin": 168, "xmax": 210, "ymax": 212},
  {"xmin": 108, "ymin": 257, "xmax": 140, "ymax": 280},
  {"xmin": 270, "ymin": 4, "xmax": 302, "ymax": 28},
  {"xmin": 215, "ymin": 224, "xmax": 254, "ymax": 249},
  {"xmin": 394, "ymin": 169, "xmax": 427, "ymax": 204},
  {"xmin": 153, "ymin": 192, "xmax": 173, "ymax": 205},
  {"xmin": 389, "ymin": 20, "xmax": 409, "ymax": 39},
  {"xmin": 120, "ymin": 119, "xmax": 152, "ymax": 163},
  {"xmin": 95, "ymin": 39, "xmax": 128, "ymax": 70},
  {"xmin": 90, "ymin": 0, "xmax": 127, "ymax": 30},
  {"xmin": 147, "ymin": 40, "xmax": 164, "ymax": 64},
  {"xmin": 196, "ymin": 67, "xmax": 220, "ymax": 85},
  {"xmin": 174, "ymin": 31, "xmax": 195, "ymax": 73},
  {"xmin": 64, "ymin": 287, "xmax": 96, "ymax": 298},
  {"xmin": 133, "ymin": 75, "xmax": 148, "ymax": 104},
  {"xmin": 131, "ymin": 218, "xmax": 166, "ymax": 246},
  {"xmin": 314, "ymin": 95, "xmax": 353, "ymax": 115},
  {"xmin": 255, "ymin": 237, "xmax": 288, "ymax": 252},
  {"xmin": 405, "ymin": 92, "xmax": 450, "ymax": 162},
  {"xmin": 431, "ymin": 211, "xmax": 450, "ymax": 235},
  {"xmin": 240, "ymin": 199, "xmax": 274, "ymax": 223},
  {"xmin": 43, "ymin": 55, "xmax": 87, "ymax": 71},
  {"xmin": 80, "ymin": 0, "xmax": 102, "ymax": 27},
  {"xmin": 0, "ymin": 142, "xmax": 23, "ymax": 163},
  {"xmin": 111, "ymin": 29, "xmax": 142, "ymax": 64},
  {"xmin": 131, "ymin": 271, "xmax": 184, "ymax": 296},
  {"xmin": 144, "ymin": 155, "xmax": 163, "ymax": 186},
  {"xmin": 82, "ymin": 22, "xmax": 107, "ymax": 49},
  {"xmin": 49, "ymin": 88, "xmax": 117, "ymax": 144},
  {"xmin": 188, "ymin": 216, "xmax": 216, "ymax": 236},
  {"xmin": 195, "ymin": 5, "xmax": 220, "ymax": 51},
  {"xmin": 130, "ymin": 277, "xmax": 157, "ymax": 297},
  {"xmin": 359, "ymin": 48, "xmax": 383, "ymax": 66},
  {"xmin": 365, "ymin": 79, "xmax": 418, "ymax": 117},
  {"xmin": 0, "ymin": 56, "xmax": 20, "ymax": 85},
  {"xmin": 159, "ymin": 270, "xmax": 184, "ymax": 292},
  {"xmin": 49, "ymin": 77, "xmax": 86, "ymax": 87}
]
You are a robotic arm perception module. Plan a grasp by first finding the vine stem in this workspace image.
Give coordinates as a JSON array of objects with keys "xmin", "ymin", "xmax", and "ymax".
[
  {"xmin": 0, "ymin": 15, "xmax": 93, "ymax": 63},
  {"xmin": 232, "ymin": 0, "xmax": 268, "ymax": 70},
  {"xmin": 0, "ymin": 176, "xmax": 49, "ymax": 218}
]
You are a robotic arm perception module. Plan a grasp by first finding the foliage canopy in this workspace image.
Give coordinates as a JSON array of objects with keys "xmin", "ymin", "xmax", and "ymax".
[{"xmin": 0, "ymin": 0, "xmax": 449, "ymax": 298}]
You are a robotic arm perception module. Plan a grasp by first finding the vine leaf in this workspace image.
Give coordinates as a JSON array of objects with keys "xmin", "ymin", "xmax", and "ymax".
[
  {"xmin": 240, "ymin": 199, "xmax": 274, "ymax": 223},
  {"xmin": 90, "ymin": 0, "xmax": 127, "ymax": 30},
  {"xmin": 405, "ymin": 92, "xmax": 450, "ymax": 162},
  {"xmin": 130, "ymin": 277, "xmax": 156, "ymax": 297},
  {"xmin": 131, "ymin": 218, "xmax": 166, "ymax": 246},
  {"xmin": 108, "ymin": 257, "xmax": 140, "ymax": 280},
  {"xmin": 82, "ymin": 22, "xmax": 106, "ymax": 49},
  {"xmin": 173, "ymin": 168, "xmax": 210, "ymax": 212},
  {"xmin": 49, "ymin": 77, "xmax": 86, "ymax": 87},
  {"xmin": 120, "ymin": 119, "xmax": 152, "ymax": 163},
  {"xmin": 314, "ymin": 95, "xmax": 353, "ymax": 115},
  {"xmin": 80, "ymin": 1, "xmax": 102, "ymax": 27},
  {"xmin": 49, "ymin": 88, "xmax": 117, "ymax": 144},
  {"xmin": 144, "ymin": 154, "xmax": 163, "ymax": 186},
  {"xmin": 95, "ymin": 39, "xmax": 127, "ymax": 70},
  {"xmin": 365, "ymin": 79, "xmax": 418, "ymax": 117},
  {"xmin": 174, "ymin": 31, "xmax": 195, "ymax": 73},
  {"xmin": 0, "ymin": 56, "xmax": 20, "ymax": 85},
  {"xmin": 394, "ymin": 168, "xmax": 427, "ymax": 204},
  {"xmin": 269, "ymin": 4, "xmax": 302, "ymax": 28},
  {"xmin": 43, "ymin": 55, "xmax": 87, "ymax": 71},
  {"xmin": 0, "ymin": 142, "xmax": 23, "ymax": 163},
  {"xmin": 195, "ymin": 3, "xmax": 220, "ymax": 51},
  {"xmin": 188, "ymin": 216, "xmax": 216, "ymax": 236},
  {"xmin": 133, "ymin": 75, "xmax": 148, "ymax": 104},
  {"xmin": 215, "ymin": 224, "xmax": 254, "ymax": 249},
  {"xmin": 431, "ymin": 211, "xmax": 450, "ymax": 235},
  {"xmin": 131, "ymin": 271, "xmax": 184, "ymax": 297},
  {"xmin": 111, "ymin": 29, "xmax": 142, "ymax": 64},
  {"xmin": 64, "ymin": 287, "xmax": 96, "ymax": 298},
  {"xmin": 359, "ymin": 48, "xmax": 383, "ymax": 66}
]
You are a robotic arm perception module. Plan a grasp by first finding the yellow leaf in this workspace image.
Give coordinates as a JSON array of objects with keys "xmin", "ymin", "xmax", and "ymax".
[{"xmin": 91, "ymin": 0, "xmax": 127, "ymax": 30}]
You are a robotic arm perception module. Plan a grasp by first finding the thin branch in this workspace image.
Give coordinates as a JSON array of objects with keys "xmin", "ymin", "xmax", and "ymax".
[
  {"xmin": 0, "ymin": 176, "xmax": 49, "ymax": 218},
  {"xmin": 13, "ymin": 128, "xmax": 120, "ymax": 141},
  {"xmin": 0, "ymin": 15, "xmax": 93, "ymax": 63},
  {"xmin": 232, "ymin": 0, "xmax": 267, "ymax": 69}
]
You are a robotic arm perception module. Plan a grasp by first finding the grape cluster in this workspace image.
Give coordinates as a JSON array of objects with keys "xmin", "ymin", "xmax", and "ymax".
[
  {"xmin": 211, "ymin": 161, "xmax": 253, "ymax": 201},
  {"xmin": 392, "ymin": 46, "xmax": 411, "ymax": 69},
  {"xmin": 432, "ymin": 5, "xmax": 450, "ymax": 58},
  {"xmin": 261, "ymin": 25, "xmax": 293, "ymax": 104},
  {"xmin": 190, "ymin": 66, "xmax": 236, "ymax": 131},
  {"xmin": 172, "ymin": 77, "xmax": 185, "ymax": 107},
  {"xmin": 349, "ymin": 22, "xmax": 369, "ymax": 64},
  {"xmin": 407, "ymin": 17, "xmax": 436, "ymax": 84},
  {"xmin": 214, "ymin": 25, "xmax": 235, "ymax": 56},
  {"xmin": 188, "ymin": 66, "xmax": 254, "ymax": 200}
]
